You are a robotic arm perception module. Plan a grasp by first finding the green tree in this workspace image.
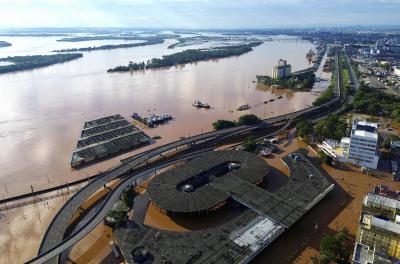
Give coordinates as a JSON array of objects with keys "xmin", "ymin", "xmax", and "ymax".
[
  {"xmin": 122, "ymin": 186, "xmax": 137, "ymax": 209},
  {"xmin": 243, "ymin": 136, "xmax": 257, "ymax": 152},
  {"xmin": 296, "ymin": 120, "xmax": 314, "ymax": 139},
  {"xmin": 320, "ymin": 230, "xmax": 351, "ymax": 264},
  {"xmin": 212, "ymin": 120, "xmax": 236, "ymax": 130},
  {"xmin": 238, "ymin": 114, "xmax": 260, "ymax": 126},
  {"xmin": 314, "ymin": 115, "xmax": 347, "ymax": 141},
  {"xmin": 107, "ymin": 210, "xmax": 128, "ymax": 228},
  {"xmin": 319, "ymin": 152, "xmax": 333, "ymax": 165},
  {"xmin": 383, "ymin": 134, "xmax": 400, "ymax": 149}
]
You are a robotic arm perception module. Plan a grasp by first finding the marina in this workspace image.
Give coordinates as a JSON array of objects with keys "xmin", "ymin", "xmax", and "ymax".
[{"xmin": 70, "ymin": 114, "xmax": 151, "ymax": 168}]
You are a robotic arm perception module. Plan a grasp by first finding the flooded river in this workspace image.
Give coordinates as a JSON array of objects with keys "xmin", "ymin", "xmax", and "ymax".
[{"xmin": 0, "ymin": 36, "xmax": 318, "ymax": 196}]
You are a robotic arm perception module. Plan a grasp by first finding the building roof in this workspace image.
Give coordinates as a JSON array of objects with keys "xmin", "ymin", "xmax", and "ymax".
[
  {"xmin": 352, "ymin": 121, "xmax": 378, "ymax": 139},
  {"xmin": 365, "ymin": 193, "xmax": 400, "ymax": 210},
  {"xmin": 114, "ymin": 149, "xmax": 334, "ymax": 264},
  {"xmin": 371, "ymin": 216, "xmax": 400, "ymax": 235},
  {"xmin": 147, "ymin": 150, "xmax": 269, "ymax": 213},
  {"xmin": 352, "ymin": 243, "xmax": 393, "ymax": 264}
]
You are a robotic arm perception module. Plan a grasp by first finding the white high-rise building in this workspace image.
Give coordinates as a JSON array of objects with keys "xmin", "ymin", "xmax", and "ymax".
[
  {"xmin": 348, "ymin": 121, "xmax": 379, "ymax": 169},
  {"xmin": 272, "ymin": 59, "xmax": 291, "ymax": 79}
]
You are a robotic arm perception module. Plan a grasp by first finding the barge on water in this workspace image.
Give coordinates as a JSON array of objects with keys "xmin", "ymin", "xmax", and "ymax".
[
  {"xmin": 132, "ymin": 113, "xmax": 173, "ymax": 128},
  {"xmin": 237, "ymin": 104, "xmax": 251, "ymax": 111},
  {"xmin": 192, "ymin": 100, "xmax": 210, "ymax": 109}
]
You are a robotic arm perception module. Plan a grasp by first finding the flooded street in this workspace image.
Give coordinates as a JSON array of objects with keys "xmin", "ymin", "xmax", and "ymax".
[{"xmin": 0, "ymin": 36, "xmax": 317, "ymax": 196}]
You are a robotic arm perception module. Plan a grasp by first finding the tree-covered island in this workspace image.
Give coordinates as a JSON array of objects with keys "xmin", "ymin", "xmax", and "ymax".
[
  {"xmin": 107, "ymin": 41, "xmax": 263, "ymax": 72},
  {"xmin": 52, "ymin": 38, "xmax": 164, "ymax": 52},
  {"xmin": 0, "ymin": 53, "xmax": 83, "ymax": 74}
]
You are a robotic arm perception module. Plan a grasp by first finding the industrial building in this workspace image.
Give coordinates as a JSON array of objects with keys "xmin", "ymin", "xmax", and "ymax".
[
  {"xmin": 272, "ymin": 59, "xmax": 292, "ymax": 79},
  {"xmin": 70, "ymin": 114, "xmax": 151, "ymax": 167},
  {"xmin": 352, "ymin": 186, "xmax": 400, "ymax": 263},
  {"xmin": 114, "ymin": 149, "xmax": 334, "ymax": 264}
]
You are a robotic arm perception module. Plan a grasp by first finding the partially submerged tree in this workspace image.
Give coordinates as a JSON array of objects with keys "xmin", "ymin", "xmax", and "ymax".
[{"xmin": 320, "ymin": 230, "xmax": 351, "ymax": 264}]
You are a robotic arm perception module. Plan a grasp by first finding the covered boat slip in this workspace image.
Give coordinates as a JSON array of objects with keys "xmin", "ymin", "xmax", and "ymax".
[{"xmin": 70, "ymin": 114, "xmax": 151, "ymax": 167}]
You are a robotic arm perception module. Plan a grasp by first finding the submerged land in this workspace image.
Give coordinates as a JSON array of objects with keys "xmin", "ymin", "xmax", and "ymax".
[
  {"xmin": 0, "ymin": 53, "xmax": 83, "ymax": 74},
  {"xmin": 107, "ymin": 41, "xmax": 263, "ymax": 72}
]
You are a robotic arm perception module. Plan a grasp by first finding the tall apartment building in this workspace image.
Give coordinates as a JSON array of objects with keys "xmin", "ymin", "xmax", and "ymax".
[
  {"xmin": 272, "ymin": 59, "xmax": 291, "ymax": 79},
  {"xmin": 348, "ymin": 121, "xmax": 380, "ymax": 169},
  {"xmin": 352, "ymin": 186, "xmax": 400, "ymax": 264}
]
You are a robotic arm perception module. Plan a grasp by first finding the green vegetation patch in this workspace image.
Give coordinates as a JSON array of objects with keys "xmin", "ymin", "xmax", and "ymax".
[
  {"xmin": 296, "ymin": 115, "xmax": 347, "ymax": 142},
  {"xmin": 212, "ymin": 114, "xmax": 261, "ymax": 130},
  {"xmin": 313, "ymin": 84, "xmax": 335, "ymax": 106},
  {"xmin": 313, "ymin": 67, "xmax": 337, "ymax": 106},
  {"xmin": 53, "ymin": 38, "xmax": 164, "ymax": 53},
  {"xmin": 0, "ymin": 53, "xmax": 83, "ymax": 74},
  {"xmin": 257, "ymin": 71, "xmax": 316, "ymax": 91},
  {"xmin": 319, "ymin": 229, "xmax": 351, "ymax": 264},
  {"xmin": 107, "ymin": 42, "xmax": 263, "ymax": 72},
  {"xmin": 351, "ymin": 84, "xmax": 400, "ymax": 121}
]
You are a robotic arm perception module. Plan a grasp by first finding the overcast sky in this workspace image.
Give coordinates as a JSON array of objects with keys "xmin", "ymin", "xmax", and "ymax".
[{"xmin": 1, "ymin": 0, "xmax": 400, "ymax": 29}]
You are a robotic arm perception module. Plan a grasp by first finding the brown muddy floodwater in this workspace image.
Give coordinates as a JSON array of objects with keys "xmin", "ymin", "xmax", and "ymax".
[{"xmin": 0, "ymin": 36, "xmax": 318, "ymax": 196}]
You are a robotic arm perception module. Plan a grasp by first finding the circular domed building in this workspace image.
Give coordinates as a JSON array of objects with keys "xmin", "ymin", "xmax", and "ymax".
[{"xmin": 147, "ymin": 150, "xmax": 269, "ymax": 214}]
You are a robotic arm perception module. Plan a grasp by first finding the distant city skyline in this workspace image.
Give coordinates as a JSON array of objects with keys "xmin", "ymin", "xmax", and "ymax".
[{"xmin": 1, "ymin": 0, "xmax": 400, "ymax": 29}]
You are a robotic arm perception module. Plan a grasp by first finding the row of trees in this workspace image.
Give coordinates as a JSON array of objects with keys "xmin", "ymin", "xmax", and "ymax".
[
  {"xmin": 107, "ymin": 42, "xmax": 263, "ymax": 72},
  {"xmin": 212, "ymin": 114, "xmax": 261, "ymax": 130},
  {"xmin": 0, "ymin": 53, "xmax": 83, "ymax": 74}
]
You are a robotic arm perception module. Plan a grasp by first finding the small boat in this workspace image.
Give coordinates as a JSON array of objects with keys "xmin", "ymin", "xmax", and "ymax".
[
  {"xmin": 237, "ymin": 104, "xmax": 251, "ymax": 111},
  {"xmin": 193, "ymin": 100, "xmax": 210, "ymax": 109},
  {"xmin": 269, "ymin": 99, "xmax": 275, "ymax": 102}
]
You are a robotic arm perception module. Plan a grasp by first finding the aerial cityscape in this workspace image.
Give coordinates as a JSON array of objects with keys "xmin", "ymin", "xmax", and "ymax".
[{"xmin": 1, "ymin": 1, "xmax": 400, "ymax": 264}]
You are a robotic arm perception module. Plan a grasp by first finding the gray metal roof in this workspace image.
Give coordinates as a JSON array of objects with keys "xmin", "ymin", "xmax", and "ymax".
[
  {"xmin": 365, "ymin": 193, "xmax": 400, "ymax": 210},
  {"xmin": 147, "ymin": 150, "xmax": 269, "ymax": 213},
  {"xmin": 114, "ymin": 149, "xmax": 334, "ymax": 264}
]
